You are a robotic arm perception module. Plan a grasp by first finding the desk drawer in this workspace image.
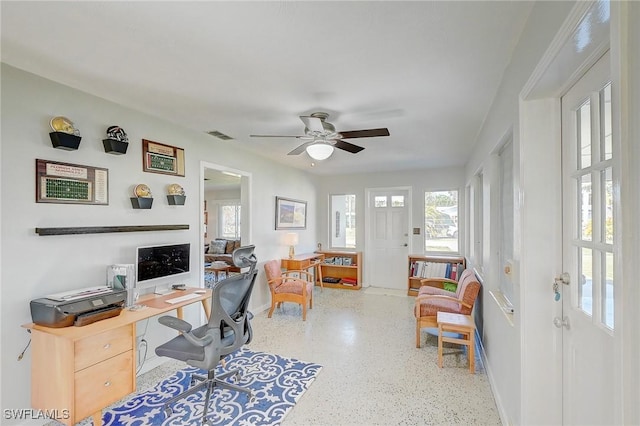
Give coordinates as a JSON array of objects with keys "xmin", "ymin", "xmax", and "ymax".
[
  {"xmin": 75, "ymin": 326, "xmax": 133, "ymax": 371},
  {"xmin": 75, "ymin": 350, "xmax": 134, "ymax": 421}
]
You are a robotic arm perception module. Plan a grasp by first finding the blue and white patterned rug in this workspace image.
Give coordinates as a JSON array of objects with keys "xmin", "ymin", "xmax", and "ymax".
[{"xmin": 102, "ymin": 348, "xmax": 322, "ymax": 425}]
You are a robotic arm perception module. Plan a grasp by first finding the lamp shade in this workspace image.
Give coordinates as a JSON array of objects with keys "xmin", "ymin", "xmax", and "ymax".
[
  {"xmin": 306, "ymin": 143, "xmax": 334, "ymax": 160},
  {"xmin": 284, "ymin": 232, "xmax": 299, "ymax": 246}
]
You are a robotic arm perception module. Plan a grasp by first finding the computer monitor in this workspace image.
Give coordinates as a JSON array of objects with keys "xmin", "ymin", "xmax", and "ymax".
[{"xmin": 135, "ymin": 242, "xmax": 190, "ymax": 288}]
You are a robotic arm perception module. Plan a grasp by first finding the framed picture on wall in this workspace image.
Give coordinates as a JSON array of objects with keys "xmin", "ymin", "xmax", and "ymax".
[
  {"xmin": 35, "ymin": 159, "xmax": 109, "ymax": 205},
  {"xmin": 275, "ymin": 196, "xmax": 307, "ymax": 230},
  {"xmin": 142, "ymin": 139, "xmax": 185, "ymax": 176}
]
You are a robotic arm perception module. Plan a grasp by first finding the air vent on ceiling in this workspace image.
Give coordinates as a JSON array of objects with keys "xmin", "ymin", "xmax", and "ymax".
[{"xmin": 206, "ymin": 130, "xmax": 234, "ymax": 140}]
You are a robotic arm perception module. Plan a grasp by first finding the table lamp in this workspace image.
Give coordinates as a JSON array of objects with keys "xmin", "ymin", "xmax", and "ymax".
[{"xmin": 284, "ymin": 232, "xmax": 299, "ymax": 259}]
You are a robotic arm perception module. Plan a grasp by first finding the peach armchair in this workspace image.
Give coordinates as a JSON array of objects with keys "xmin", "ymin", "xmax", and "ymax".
[
  {"xmin": 414, "ymin": 268, "xmax": 481, "ymax": 347},
  {"xmin": 264, "ymin": 259, "xmax": 314, "ymax": 321}
]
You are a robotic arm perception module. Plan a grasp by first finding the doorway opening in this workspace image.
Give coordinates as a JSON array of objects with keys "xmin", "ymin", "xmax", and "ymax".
[{"xmin": 200, "ymin": 161, "xmax": 252, "ymax": 287}]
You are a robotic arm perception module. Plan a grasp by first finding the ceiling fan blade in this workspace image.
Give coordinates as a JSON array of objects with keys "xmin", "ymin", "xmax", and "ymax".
[
  {"xmin": 249, "ymin": 134, "xmax": 305, "ymax": 138},
  {"xmin": 287, "ymin": 141, "xmax": 315, "ymax": 155},
  {"xmin": 338, "ymin": 128, "xmax": 390, "ymax": 139},
  {"xmin": 299, "ymin": 116, "xmax": 325, "ymax": 133},
  {"xmin": 334, "ymin": 139, "xmax": 365, "ymax": 154}
]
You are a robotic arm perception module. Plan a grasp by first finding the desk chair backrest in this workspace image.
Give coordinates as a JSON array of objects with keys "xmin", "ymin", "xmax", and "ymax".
[{"xmin": 209, "ymin": 245, "xmax": 258, "ymax": 353}]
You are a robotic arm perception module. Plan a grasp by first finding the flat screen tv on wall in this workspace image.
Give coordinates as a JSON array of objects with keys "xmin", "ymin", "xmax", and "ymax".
[{"xmin": 136, "ymin": 242, "xmax": 190, "ymax": 286}]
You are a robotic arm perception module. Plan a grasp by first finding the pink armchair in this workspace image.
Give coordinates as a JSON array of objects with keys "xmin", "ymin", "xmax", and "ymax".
[
  {"xmin": 264, "ymin": 259, "xmax": 314, "ymax": 321},
  {"xmin": 414, "ymin": 268, "xmax": 481, "ymax": 347}
]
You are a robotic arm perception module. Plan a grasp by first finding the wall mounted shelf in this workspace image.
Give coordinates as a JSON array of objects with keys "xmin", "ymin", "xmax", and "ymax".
[
  {"xmin": 103, "ymin": 138, "xmax": 129, "ymax": 154},
  {"xmin": 130, "ymin": 197, "xmax": 153, "ymax": 209},
  {"xmin": 49, "ymin": 132, "xmax": 81, "ymax": 150},
  {"xmin": 35, "ymin": 224, "xmax": 189, "ymax": 236},
  {"xmin": 167, "ymin": 195, "xmax": 186, "ymax": 205}
]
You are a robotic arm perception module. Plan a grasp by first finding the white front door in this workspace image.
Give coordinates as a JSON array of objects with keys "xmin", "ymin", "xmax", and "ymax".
[
  {"xmin": 560, "ymin": 50, "xmax": 616, "ymax": 424},
  {"xmin": 367, "ymin": 188, "xmax": 410, "ymax": 290}
]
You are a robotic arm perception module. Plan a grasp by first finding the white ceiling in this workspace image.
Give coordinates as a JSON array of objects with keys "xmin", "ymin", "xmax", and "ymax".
[{"xmin": 1, "ymin": 1, "xmax": 533, "ymax": 175}]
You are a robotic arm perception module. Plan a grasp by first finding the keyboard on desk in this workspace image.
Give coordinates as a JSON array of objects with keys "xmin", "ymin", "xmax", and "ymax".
[{"xmin": 165, "ymin": 293, "xmax": 201, "ymax": 304}]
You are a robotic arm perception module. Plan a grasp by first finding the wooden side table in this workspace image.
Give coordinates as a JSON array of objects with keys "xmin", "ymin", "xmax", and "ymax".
[{"xmin": 437, "ymin": 311, "xmax": 476, "ymax": 373}]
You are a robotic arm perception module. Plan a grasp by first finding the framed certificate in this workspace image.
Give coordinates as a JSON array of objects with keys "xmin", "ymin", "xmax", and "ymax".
[
  {"xmin": 142, "ymin": 139, "xmax": 185, "ymax": 176},
  {"xmin": 36, "ymin": 159, "xmax": 109, "ymax": 205}
]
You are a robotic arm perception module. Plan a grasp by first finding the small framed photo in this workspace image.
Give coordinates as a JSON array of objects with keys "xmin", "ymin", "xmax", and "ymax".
[
  {"xmin": 142, "ymin": 139, "xmax": 185, "ymax": 176},
  {"xmin": 275, "ymin": 196, "xmax": 307, "ymax": 230}
]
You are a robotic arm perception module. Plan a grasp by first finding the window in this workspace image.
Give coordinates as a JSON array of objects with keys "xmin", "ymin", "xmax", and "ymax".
[
  {"xmin": 470, "ymin": 173, "xmax": 483, "ymax": 268},
  {"xmin": 220, "ymin": 201, "xmax": 241, "ymax": 239},
  {"xmin": 330, "ymin": 194, "xmax": 356, "ymax": 248},
  {"xmin": 424, "ymin": 190, "xmax": 458, "ymax": 252},
  {"xmin": 573, "ymin": 82, "xmax": 614, "ymax": 329},
  {"xmin": 499, "ymin": 141, "xmax": 514, "ymax": 303}
]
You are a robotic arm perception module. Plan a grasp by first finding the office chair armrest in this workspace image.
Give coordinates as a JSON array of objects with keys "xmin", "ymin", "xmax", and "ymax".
[
  {"xmin": 158, "ymin": 315, "xmax": 192, "ymax": 333},
  {"xmin": 158, "ymin": 316, "xmax": 215, "ymax": 347}
]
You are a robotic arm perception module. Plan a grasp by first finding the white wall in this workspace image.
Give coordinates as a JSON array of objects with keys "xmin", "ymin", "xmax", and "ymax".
[
  {"xmin": 204, "ymin": 187, "xmax": 241, "ymax": 240},
  {"xmin": 464, "ymin": 1, "xmax": 575, "ymax": 424},
  {"xmin": 465, "ymin": 1, "xmax": 640, "ymax": 424},
  {"xmin": 316, "ymin": 167, "xmax": 465, "ymax": 286},
  {"xmin": 0, "ymin": 64, "xmax": 319, "ymax": 422},
  {"xmin": 616, "ymin": 2, "xmax": 640, "ymax": 422}
]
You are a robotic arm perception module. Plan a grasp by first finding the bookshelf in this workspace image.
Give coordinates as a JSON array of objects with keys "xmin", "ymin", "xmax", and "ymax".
[
  {"xmin": 407, "ymin": 254, "xmax": 466, "ymax": 296},
  {"xmin": 316, "ymin": 251, "xmax": 362, "ymax": 290}
]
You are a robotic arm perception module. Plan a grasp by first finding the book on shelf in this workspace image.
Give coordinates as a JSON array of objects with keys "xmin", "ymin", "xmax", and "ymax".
[{"xmin": 410, "ymin": 260, "xmax": 463, "ymax": 280}]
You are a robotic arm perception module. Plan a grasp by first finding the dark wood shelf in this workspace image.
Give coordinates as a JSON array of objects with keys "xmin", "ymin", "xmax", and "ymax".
[{"xmin": 35, "ymin": 224, "xmax": 189, "ymax": 236}]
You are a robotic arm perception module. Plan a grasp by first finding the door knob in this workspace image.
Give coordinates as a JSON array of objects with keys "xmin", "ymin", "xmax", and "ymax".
[
  {"xmin": 554, "ymin": 272, "xmax": 570, "ymax": 286},
  {"xmin": 553, "ymin": 316, "xmax": 570, "ymax": 330}
]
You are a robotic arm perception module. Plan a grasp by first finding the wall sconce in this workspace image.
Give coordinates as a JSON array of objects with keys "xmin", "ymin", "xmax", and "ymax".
[{"xmin": 284, "ymin": 232, "xmax": 299, "ymax": 259}]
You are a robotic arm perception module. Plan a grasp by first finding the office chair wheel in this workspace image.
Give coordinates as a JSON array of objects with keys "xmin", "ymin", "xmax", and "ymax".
[
  {"xmin": 164, "ymin": 407, "xmax": 173, "ymax": 418},
  {"xmin": 248, "ymin": 392, "xmax": 256, "ymax": 403},
  {"xmin": 233, "ymin": 372, "xmax": 242, "ymax": 382}
]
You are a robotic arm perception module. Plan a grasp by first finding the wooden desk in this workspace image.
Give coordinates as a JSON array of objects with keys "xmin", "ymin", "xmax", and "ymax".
[
  {"xmin": 23, "ymin": 287, "xmax": 211, "ymax": 426},
  {"xmin": 281, "ymin": 252, "xmax": 325, "ymax": 288}
]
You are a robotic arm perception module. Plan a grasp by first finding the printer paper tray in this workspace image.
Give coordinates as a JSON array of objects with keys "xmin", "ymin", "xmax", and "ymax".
[{"xmin": 74, "ymin": 305, "xmax": 123, "ymax": 327}]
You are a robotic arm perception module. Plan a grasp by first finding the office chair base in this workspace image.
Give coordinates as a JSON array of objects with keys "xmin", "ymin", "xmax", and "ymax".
[{"xmin": 162, "ymin": 368, "xmax": 254, "ymax": 422}]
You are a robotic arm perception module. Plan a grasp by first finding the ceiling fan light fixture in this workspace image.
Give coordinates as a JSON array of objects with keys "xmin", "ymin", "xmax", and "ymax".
[{"xmin": 306, "ymin": 143, "xmax": 334, "ymax": 160}]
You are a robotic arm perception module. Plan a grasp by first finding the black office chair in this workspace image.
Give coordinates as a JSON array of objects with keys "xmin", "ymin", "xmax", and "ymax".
[{"xmin": 155, "ymin": 245, "xmax": 258, "ymax": 424}]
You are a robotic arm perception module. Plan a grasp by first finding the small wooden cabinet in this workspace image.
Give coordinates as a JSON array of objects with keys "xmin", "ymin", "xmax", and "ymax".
[
  {"xmin": 316, "ymin": 251, "xmax": 362, "ymax": 290},
  {"xmin": 407, "ymin": 254, "xmax": 466, "ymax": 296},
  {"xmin": 29, "ymin": 323, "xmax": 135, "ymax": 426}
]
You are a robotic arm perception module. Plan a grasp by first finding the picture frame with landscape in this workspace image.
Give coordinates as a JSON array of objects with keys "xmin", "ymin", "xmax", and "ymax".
[{"xmin": 275, "ymin": 196, "xmax": 307, "ymax": 230}]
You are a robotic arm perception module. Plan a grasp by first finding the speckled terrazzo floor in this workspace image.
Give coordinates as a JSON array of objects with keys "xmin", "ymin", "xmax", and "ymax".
[
  {"xmin": 244, "ymin": 287, "xmax": 500, "ymax": 426},
  {"xmin": 49, "ymin": 287, "xmax": 501, "ymax": 426}
]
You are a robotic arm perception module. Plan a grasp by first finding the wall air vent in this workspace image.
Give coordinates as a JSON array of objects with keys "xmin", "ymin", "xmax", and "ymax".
[{"xmin": 206, "ymin": 130, "xmax": 234, "ymax": 140}]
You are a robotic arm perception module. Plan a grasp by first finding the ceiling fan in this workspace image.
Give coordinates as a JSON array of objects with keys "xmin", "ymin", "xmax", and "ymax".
[{"xmin": 250, "ymin": 112, "xmax": 390, "ymax": 160}]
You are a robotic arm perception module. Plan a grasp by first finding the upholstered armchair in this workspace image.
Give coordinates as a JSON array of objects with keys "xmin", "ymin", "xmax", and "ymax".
[
  {"xmin": 264, "ymin": 259, "xmax": 314, "ymax": 321},
  {"xmin": 414, "ymin": 268, "xmax": 481, "ymax": 348}
]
